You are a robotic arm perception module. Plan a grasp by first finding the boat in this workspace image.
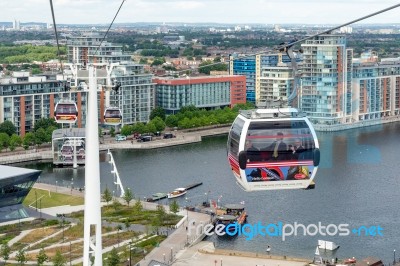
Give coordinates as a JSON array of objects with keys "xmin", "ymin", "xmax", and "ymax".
[
  {"xmin": 344, "ymin": 257, "xmax": 357, "ymax": 264},
  {"xmin": 318, "ymin": 240, "xmax": 340, "ymax": 251},
  {"xmin": 225, "ymin": 204, "xmax": 247, "ymax": 225},
  {"xmin": 215, "ymin": 214, "xmax": 238, "ymax": 234},
  {"xmin": 146, "ymin": 193, "xmax": 168, "ymax": 202},
  {"xmin": 213, "ymin": 204, "xmax": 248, "ymax": 236},
  {"xmin": 167, "ymin": 188, "xmax": 187, "ymax": 199}
]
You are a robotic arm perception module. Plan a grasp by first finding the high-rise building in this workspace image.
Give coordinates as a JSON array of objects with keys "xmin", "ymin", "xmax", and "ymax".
[
  {"xmin": 230, "ymin": 53, "xmax": 299, "ymax": 105},
  {"xmin": 259, "ymin": 63, "xmax": 294, "ymax": 105},
  {"xmin": 300, "ymin": 34, "xmax": 353, "ymax": 125},
  {"xmin": 67, "ymin": 32, "xmax": 132, "ymax": 65},
  {"xmin": 352, "ymin": 58, "xmax": 400, "ymax": 121},
  {"xmin": 66, "ymin": 33, "xmax": 155, "ymax": 126}
]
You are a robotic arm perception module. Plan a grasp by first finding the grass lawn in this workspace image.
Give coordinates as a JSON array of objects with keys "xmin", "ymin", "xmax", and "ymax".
[{"xmin": 23, "ymin": 188, "xmax": 84, "ymax": 209}]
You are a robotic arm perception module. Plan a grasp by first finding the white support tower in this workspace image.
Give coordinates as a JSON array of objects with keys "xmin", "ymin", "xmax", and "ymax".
[{"xmin": 83, "ymin": 65, "xmax": 103, "ymax": 266}]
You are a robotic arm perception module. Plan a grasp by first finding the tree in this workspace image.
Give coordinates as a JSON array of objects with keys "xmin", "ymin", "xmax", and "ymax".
[
  {"xmin": 123, "ymin": 188, "xmax": 133, "ymax": 206},
  {"xmin": 144, "ymin": 122, "xmax": 157, "ymax": 134},
  {"xmin": 110, "ymin": 127, "xmax": 115, "ymax": 137},
  {"xmin": 0, "ymin": 120, "xmax": 16, "ymax": 136},
  {"xmin": 46, "ymin": 126, "xmax": 58, "ymax": 142},
  {"xmin": 165, "ymin": 115, "xmax": 179, "ymax": 128},
  {"xmin": 139, "ymin": 58, "xmax": 148, "ymax": 64},
  {"xmin": 22, "ymin": 132, "xmax": 35, "ymax": 150},
  {"xmin": 133, "ymin": 198, "xmax": 143, "ymax": 213},
  {"xmin": 1, "ymin": 243, "xmax": 10, "ymax": 264},
  {"xmin": 150, "ymin": 57, "xmax": 165, "ymax": 66},
  {"xmin": 16, "ymin": 248, "xmax": 27, "ymax": 265},
  {"xmin": 120, "ymin": 125, "xmax": 133, "ymax": 136},
  {"xmin": 0, "ymin": 132, "xmax": 10, "ymax": 151},
  {"xmin": 107, "ymin": 247, "xmax": 120, "ymax": 266},
  {"xmin": 151, "ymin": 117, "xmax": 166, "ymax": 132},
  {"xmin": 198, "ymin": 60, "xmax": 227, "ymax": 74},
  {"xmin": 9, "ymin": 134, "xmax": 21, "ymax": 151},
  {"xmin": 149, "ymin": 107, "xmax": 166, "ymax": 121},
  {"xmin": 102, "ymin": 187, "xmax": 113, "ymax": 205},
  {"xmin": 52, "ymin": 250, "xmax": 67, "ymax": 266},
  {"xmin": 156, "ymin": 204, "xmax": 166, "ymax": 218},
  {"xmin": 169, "ymin": 199, "xmax": 179, "ymax": 214},
  {"xmin": 34, "ymin": 128, "xmax": 47, "ymax": 145},
  {"xmin": 36, "ymin": 248, "xmax": 48, "ymax": 266},
  {"xmin": 33, "ymin": 117, "xmax": 59, "ymax": 132}
]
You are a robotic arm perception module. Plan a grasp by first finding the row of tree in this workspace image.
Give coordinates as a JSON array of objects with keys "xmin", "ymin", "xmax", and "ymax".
[
  {"xmin": 118, "ymin": 104, "xmax": 254, "ymax": 137},
  {"xmin": 0, "ymin": 118, "xmax": 60, "ymax": 151},
  {"xmin": 1, "ymin": 243, "xmax": 66, "ymax": 266},
  {"xmin": 0, "ymin": 44, "xmax": 65, "ymax": 64}
]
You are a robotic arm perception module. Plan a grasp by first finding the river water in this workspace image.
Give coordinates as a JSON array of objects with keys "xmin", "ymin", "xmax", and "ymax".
[{"xmin": 19, "ymin": 122, "xmax": 400, "ymax": 263}]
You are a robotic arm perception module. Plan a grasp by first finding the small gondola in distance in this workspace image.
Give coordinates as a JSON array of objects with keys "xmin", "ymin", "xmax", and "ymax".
[
  {"xmin": 54, "ymin": 100, "xmax": 78, "ymax": 124},
  {"xmin": 104, "ymin": 107, "xmax": 122, "ymax": 125}
]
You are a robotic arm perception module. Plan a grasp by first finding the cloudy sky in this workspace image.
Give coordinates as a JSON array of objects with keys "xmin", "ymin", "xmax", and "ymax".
[{"xmin": 2, "ymin": 0, "xmax": 400, "ymax": 25}]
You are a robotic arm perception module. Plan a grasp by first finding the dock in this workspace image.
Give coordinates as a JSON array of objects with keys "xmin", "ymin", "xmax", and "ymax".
[
  {"xmin": 146, "ymin": 182, "xmax": 203, "ymax": 202},
  {"xmin": 185, "ymin": 182, "xmax": 203, "ymax": 190}
]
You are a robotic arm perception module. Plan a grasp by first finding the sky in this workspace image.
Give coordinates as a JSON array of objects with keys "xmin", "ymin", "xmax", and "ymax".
[{"xmin": 1, "ymin": 0, "xmax": 400, "ymax": 25}]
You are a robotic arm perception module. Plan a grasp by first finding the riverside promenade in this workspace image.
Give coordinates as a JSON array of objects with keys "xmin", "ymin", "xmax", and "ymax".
[{"xmin": 0, "ymin": 126, "xmax": 230, "ymax": 165}]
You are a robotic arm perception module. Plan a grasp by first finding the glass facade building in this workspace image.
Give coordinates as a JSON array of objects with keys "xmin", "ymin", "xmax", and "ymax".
[
  {"xmin": 0, "ymin": 165, "xmax": 41, "ymax": 221},
  {"xmin": 230, "ymin": 54, "xmax": 299, "ymax": 104},
  {"xmin": 300, "ymin": 35, "xmax": 351, "ymax": 125}
]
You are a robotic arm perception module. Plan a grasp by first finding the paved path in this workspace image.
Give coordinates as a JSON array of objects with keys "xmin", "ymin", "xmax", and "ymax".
[
  {"xmin": 138, "ymin": 210, "xmax": 213, "ymax": 266},
  {"xmin": 173, "ymin": 241, "xmax": 309, "ymax": 266}
]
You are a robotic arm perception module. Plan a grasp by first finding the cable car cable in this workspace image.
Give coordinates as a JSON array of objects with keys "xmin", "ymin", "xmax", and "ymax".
[
  {"xmin": 157, "ymin": 3, "xmax": 400, "ymax": 78},
  {"xmin": 93, "ymin": 0, "xmax": 126, "ymax": 57}
]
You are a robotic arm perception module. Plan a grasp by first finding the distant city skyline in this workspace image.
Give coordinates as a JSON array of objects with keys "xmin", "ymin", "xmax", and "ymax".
[{"xmin": 1, "ymin": 0, "xmax": 400, "ymax": 26}]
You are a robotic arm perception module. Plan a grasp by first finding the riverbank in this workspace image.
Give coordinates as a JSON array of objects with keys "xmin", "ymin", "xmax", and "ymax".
[
  {"xmin": 0, "ymin": 126, "xmax": 230, "ymax": 165},
  {"xmin": 314, "ymin": 116, "xmax": 400, "ymax": 131}
]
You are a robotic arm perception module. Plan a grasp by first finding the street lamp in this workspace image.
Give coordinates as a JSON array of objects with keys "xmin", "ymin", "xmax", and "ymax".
[
  {"xmin": 55, "ymin": 180, "xmax": 58, "ymax": 192},
  {"xmin": 35, "ymin": 190, "xmax": 38, "ymax": 211},
  {"xmin": 163, "ymin": 253, "xmax": 165, "ymax": 262},
  {"xmin": 394, "ymin": 249, "xmax": 396, "ymax": 265},
  {"xmin": 128, "ymin": 242, "xmax": 132, "ymax": 266}
]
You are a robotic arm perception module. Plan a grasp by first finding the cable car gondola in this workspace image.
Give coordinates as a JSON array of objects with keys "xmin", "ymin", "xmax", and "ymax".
[
  {"xmin": 227, "ymin": 107, "xmax": 320, "ymax": 191},
  {"xmin": 54, "ymin": 100, "xmax": 78, "ymax": 124},
  {"xmin": 104, "ymin": 107, "xmax": 122, "ymax": 125},
  {"xmin": 104, "ymin": 80, "xmax": 122, "ymax": 125}
]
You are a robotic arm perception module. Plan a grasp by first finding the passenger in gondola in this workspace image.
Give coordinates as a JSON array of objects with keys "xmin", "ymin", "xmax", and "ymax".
[
  {"xmin": 266, "ymin": 132, "xmax": 288, "ymax": 161},
  {"xmin": 245, "ymin": 139, "xmax": 260, "ymax": 162},
  {"xmin": 289, "ymin": 138, "xmax": 305, "ymax": 160}
]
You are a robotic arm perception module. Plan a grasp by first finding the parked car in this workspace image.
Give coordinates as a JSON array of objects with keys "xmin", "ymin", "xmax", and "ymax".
[
  {"xmin": 163, "ymin": 133, "xmax": 176, "ymax": 139},
  {"xmin": 137, "ymin": 135, "xmax": 152, "ymax": 142},
  {"xmin": 115, "ymin": 135, "xmax": 127, "ymax": 141}
]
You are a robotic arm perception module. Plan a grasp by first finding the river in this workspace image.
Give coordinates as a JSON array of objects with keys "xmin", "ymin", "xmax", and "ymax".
[{"xmin": 19, "ymin": 122, "xmax": 400, "ymax": 263}]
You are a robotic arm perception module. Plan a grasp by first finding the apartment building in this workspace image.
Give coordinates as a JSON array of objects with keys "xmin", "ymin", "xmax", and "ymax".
[
  {"xmin": 0, "ymin": 71, "xmax": 87, "ymax": 135},
  {"xmin": 153, "ymin": 75, "xmax": 246, "ymax": 114}
]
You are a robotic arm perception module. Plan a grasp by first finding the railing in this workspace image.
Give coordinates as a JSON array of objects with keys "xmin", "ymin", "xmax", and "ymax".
[{"xmin": 107, "ymin": 149, "xmax": 125, "ymax": 197}]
